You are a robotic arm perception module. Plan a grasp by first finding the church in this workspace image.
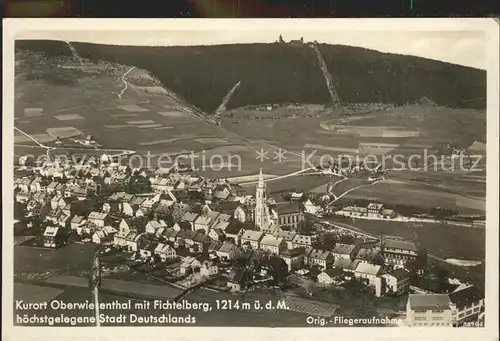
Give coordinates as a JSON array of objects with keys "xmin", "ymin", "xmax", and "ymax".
[{"xmin": 254, "ymin": 169, "xmax": 305, "ymax": 232}]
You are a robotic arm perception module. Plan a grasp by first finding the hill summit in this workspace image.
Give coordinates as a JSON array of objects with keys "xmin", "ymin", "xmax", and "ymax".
[{"xmin": 15, "ymin": 39, "xmax": 486, "ymax": 113}]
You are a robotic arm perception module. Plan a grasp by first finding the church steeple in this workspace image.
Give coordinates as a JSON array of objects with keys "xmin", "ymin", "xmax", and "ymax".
[
  {"xmin": 258, "ymin": 168, "xmax": 264, "ymax": 188},
  {"xmin": 255, "ymin": 168, "xmax": 270, "ymax": 229}
]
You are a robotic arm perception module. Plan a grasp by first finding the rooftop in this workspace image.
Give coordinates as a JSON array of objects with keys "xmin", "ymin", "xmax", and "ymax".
[
  {"xmin": 260, "ymin": 235, "xmax": 284, "ymax": 247},
  {"xmin": 182, "ymin": 212, "xmax": 199, "ymax": 222},
  {"xmin": 449, "ymin": 285, "xmax": 484, "ymax": 310},
  {"xmin": 332, "ymin": 243, "xmax": 357, "ymax": 255},
  {"xmin": 354, "ymin": 262, "xmax": 382, "ymax": 276},
  {"xmin": 43, "ymin": 226, "xmax": 60, "ymax": 237},
  {"xmin": 408, "ymin": 294, "xmax": 452, "ymax": 310},
  {"xmin": 382, "ymin": 239, "xmax": 418, "ymax": 252},
  {"xmin": 241, "ymin": 230, "xmax": 264, "ymax": 242},
  {"xmin": 274, "ymin": 202, "xmax": 302, "ymax": 215},
  {"xmin": 384, "ymin": 268, "xmax": 409, "ymax": 281},
  {"xmin": 277, "ymin": 230, "xmax": 297, "ymax": 241}
]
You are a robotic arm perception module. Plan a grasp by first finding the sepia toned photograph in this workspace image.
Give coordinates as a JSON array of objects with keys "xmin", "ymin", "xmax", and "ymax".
[{"xmin": 2, "ymin": 18, "xmax": 499, "ymax": 340}]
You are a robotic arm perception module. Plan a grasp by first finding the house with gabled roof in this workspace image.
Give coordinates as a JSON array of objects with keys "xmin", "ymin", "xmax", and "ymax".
[
  {"xmin": 240, "ymin": 230, "xmax": 264, "ymax": 250},
  {"xmin": 145, "ymin": 220, "xmax": 168, "ymax": 235},
  {"xmin": 354, "ymin": 263, "xmax": 382, "ymax": 286},
  {"xmin": 43, "ymin": 226, "xmax": 66, "ymax": 248},
  {"xmin": 51, "ymin": 195, "xmax": 63, "ymax": 210},
  {"xmin": 125, "ymin": 232, "xmax": 143, "ymax": 252},
  {"xmin": 88, "ymin": 211, "xmax": 111, "ymax": 228},
  {"xmin": 291, "ymin": 234, "xmax": 314, "ymax": 249},
  {"xmin": 103, "ymin": 201, "xmax": 120, "ymax": 214},
  {"xmin": 176, "ymin": 230, "xmax": 198, "ymax": 247},
  {"xmin": 154, "ymin": 243, "xmax": 176, "ymax": 262},
  {"xmin": 211, "ymin": 221, "xmax": 230, "ymax": 234},
  {"xmin": 161, "ymin": 227, "xmax": 179, "ymax": 243},
  {"xmin": 261, "ymin": 223, "xmax": 279, "ymax": 235},
  {"xmin": 277, "ymin": 230, "xmax": 297, "ymax": 249},
  {"xmin": 318, "ymin": 267, "xmax": 343, "ymax": 285},
  {"xmin": 114, "ymin": 230, "xmax": 130, "ymax": 247},
  {"xmin": 58, "ymin": 196, "xmax": 79, "ymax": 210},
  {"xmin": 227, "ymin": 267, "xmax": 251, "ymax": 292},
  {"xmin": 213, "ymin": 185, "xmax": 232, "ymax": 200},
  {"xmin": 260, "ymin": 235, "xmax": 286, "ymax": 255},
  {"xmin": 92, "ymin": 229, "xmax": 113, "ymax": 245},
  {"xmin": 173, "ymin": 220, "xmax": 191, "ymax": 232},
  {"xmin": 332, "ymin": 243, "xmax": 358, "ymax": 260},
  {"xmin": 192, "ymin": 233, "xmax": 212, "ymax": 252},
  {"xmin": 194, "ymin": 214, "xmax": 214, "ymax": 234},
  {"xmin": 70, "ymin": 215, "xmax": 87, "ymax": 230},
  {"xmin": 333, "ymin": 258, "xmax": 360, "ymax": 275},
  {"xmin": 46, "ymin": 181, "xmax": 59, "ymax": 194},
  {"xmin": 208, "ymin": 228, "xmax": 226, "ymax": 242},
  {"xmin": 16, "ymin": 191, "xmax": 31, "ymax": 204},
  {"xmin": 138, "ymin": 239, "xmax": 159, "ymax": 258},
  {"xmin": 356, "ymin": 247, "xmax": 384, "ymax": 265},
  {"xmin": 280, "ymin": 246, "xmax": 305, "ymax": 270},
  {"xmin": 216, "ymin": 242, "xmax": 240, "ymax": 260},
  {"xmin": 381, "ymin": 268, "xmax": 410, "ymax": 295},
  {"xmin": 305, "ymin": 249, "xmax": 333, "ymax": 270},
  {"xmin": 224, "ymin": 221, "xmax": 251, "ymax": 246},
  {"xmin": 182, "ymin": 212, "xmax": 199, "ymax": 230}
]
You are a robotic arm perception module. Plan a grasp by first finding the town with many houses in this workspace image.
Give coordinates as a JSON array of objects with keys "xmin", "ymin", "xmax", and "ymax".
[{"xmin": 13, "ymin": 153, "xmax": 484, "ymax": 327}]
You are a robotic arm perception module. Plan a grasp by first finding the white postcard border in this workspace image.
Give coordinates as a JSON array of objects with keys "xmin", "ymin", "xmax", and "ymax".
[{"xmin": 2, "ymin": 18, "xmax": 499, "ymax": 341}]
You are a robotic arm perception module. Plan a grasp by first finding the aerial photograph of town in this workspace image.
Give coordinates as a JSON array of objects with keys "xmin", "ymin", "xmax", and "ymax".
[{"xmin": 10, "ymin": 26, "xmax": 489, "ymax": 328}]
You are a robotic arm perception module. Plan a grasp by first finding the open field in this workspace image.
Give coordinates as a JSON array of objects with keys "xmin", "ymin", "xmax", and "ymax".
[
  {"xmin": 100, "ymin": 278, "xmax": 183, "ymax": 300},
  {"xmin": 284, "ymin": 296, "xmax": 339, "ymax": 317},
  {"xmin": 54, "ymin": 114, "xmax": 85, "ymax": 121},
  {"xmin": 387, "ymin": 170, "xmax": 486, "ymax": 198},
  {"xmin": 347, "ymin": 218, "xmax": 485, "ymax": 260},
  {"xmin": 223, "ymin": 104, "xmax": 485, "ymax": 166},
  {"xmin": 242, "ymin": 175, "xmax": 330, "ymax": 196},
  {"xmin": 45, "ymin": 275, "xmax": 90, "ymax": 288},
  {"xmin": 14, "ymin": 243, "xmax": 97, "ymax": 281},
  {"xmin": 339, "ymin": 179, "xmax": 485, "ymax": 213},
  {"xmin": 14, "ymin": 283, "xmax": 64, "ymax": 303},
  {"xmin": 23, "ymin": 107, "xmax": 44, "ymax": 117},
  {"xmin": 330, "ymin": 177, "xmax": 372, "ymax": 197},
  {"xmin": 322, "ymin": 105, "xmax": 486, "ymax": 149}
]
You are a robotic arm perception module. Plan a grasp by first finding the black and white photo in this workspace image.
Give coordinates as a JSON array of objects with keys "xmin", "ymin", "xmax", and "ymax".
[{"xmin": 2, "ymin": 18, "xmax": 499, "ymax": 340}]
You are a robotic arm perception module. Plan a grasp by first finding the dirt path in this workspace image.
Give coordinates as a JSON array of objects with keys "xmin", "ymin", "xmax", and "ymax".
[{"xmin": 116, "ymin": 66, "xmax": 136, "ymax": 99}]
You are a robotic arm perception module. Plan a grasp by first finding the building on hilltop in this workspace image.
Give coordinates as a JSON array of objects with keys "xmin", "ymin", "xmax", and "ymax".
[{"xmin": 278, "ymin": 34, "xmax": 304, "ymax": 45}]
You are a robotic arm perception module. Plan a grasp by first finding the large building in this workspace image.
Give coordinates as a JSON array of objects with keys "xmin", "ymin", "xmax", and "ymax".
[
  {"xmin": 273, "ymin": 202, "xmax": 305, "ymax": 230},
  {"xmin": 449, "ymin": 285, "xmax": 484, "ymax": 326},
  {"xmin": 378, "ymin": 238, "xmax": 420, "ymax": 268},
  {"xmin": 406, "ymin": 294, "xmax": 453, "ymax": 327}
]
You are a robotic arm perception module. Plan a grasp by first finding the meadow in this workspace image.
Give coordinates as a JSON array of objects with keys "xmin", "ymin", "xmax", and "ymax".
[{"xmin": 340, "ymin": 179, "xmax": 485, "ymax": 214}]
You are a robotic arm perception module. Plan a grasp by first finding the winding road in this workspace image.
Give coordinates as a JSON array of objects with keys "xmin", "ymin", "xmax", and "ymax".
[{"xmin": 116, "ymin": 66, "xmax": 136, "ymax": 99}]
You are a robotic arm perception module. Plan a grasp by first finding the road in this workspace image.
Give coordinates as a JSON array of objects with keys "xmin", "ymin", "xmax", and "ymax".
[
  {"xmin": 15, "ymin": 125, "xmax": 136, "ymax": 163},
  {"xmin": 238, "ymin": 167, "xmax": 314, "ymax": 186},
  {"xmin": 117, "ymin": 66, "xmax": 136, "ymax": 99},
  {"xmin": 327, "ymin": 177, "xmax": 384, "ymax": 206},
  {"xmin": 14, "ymin": 126, "xmax": 55, "ymax": 159},
  {"xmin": 308, "ymin": 214, "xmax": 377, "ymax": 240}
]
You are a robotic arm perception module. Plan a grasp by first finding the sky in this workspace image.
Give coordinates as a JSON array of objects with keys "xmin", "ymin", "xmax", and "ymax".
[{"xmin": 15, "ymin": 22, "xmax": 487, "ymax": 69}]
